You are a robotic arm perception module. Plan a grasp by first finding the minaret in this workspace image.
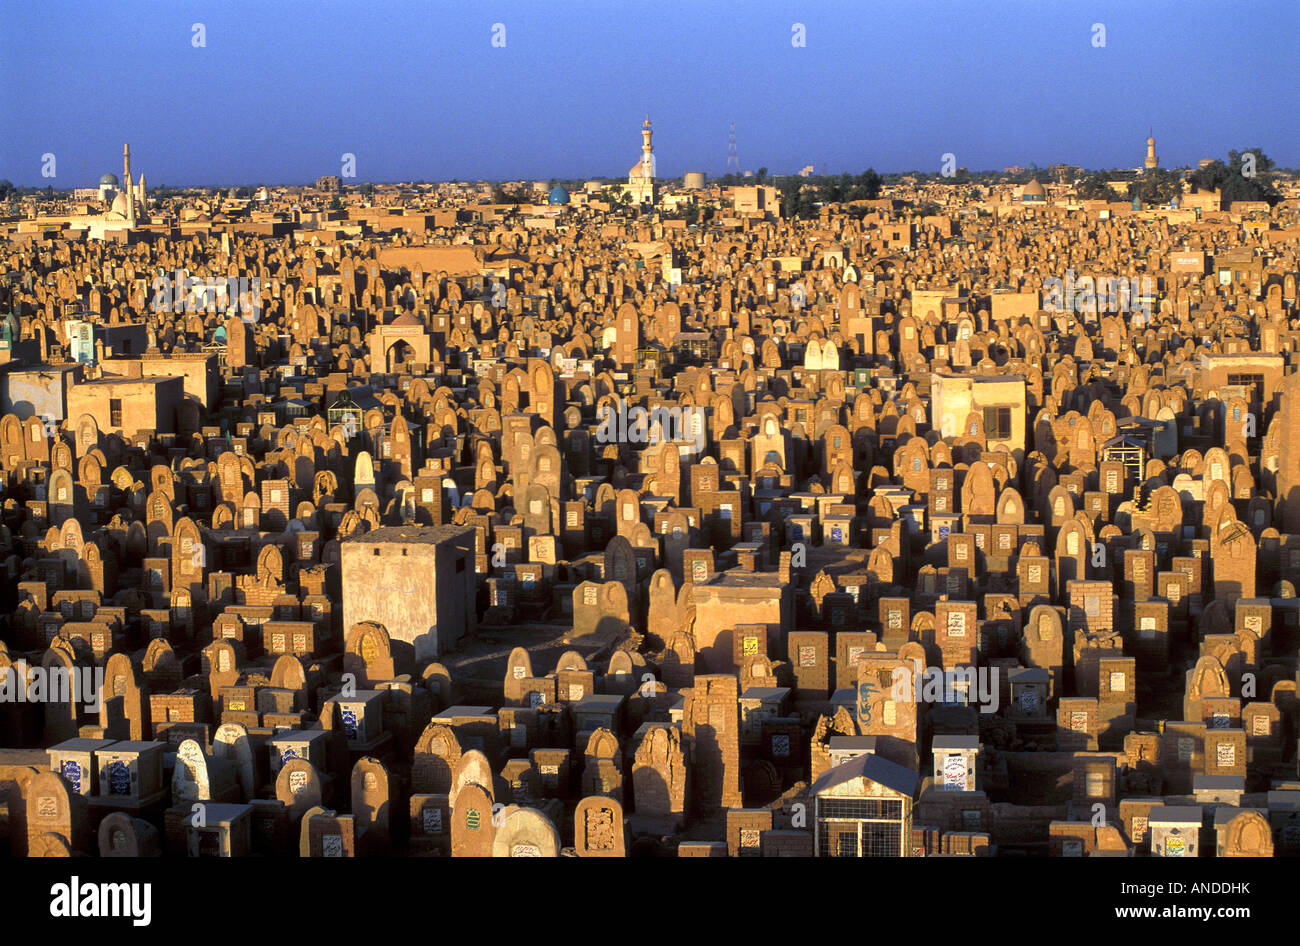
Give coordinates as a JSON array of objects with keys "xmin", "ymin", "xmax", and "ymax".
[
  {"xmin": 123, "ymin": 143, "xmax": 135, "ymax": 224},
  {"xmin": 641, "ymin": 115, "xmax": 654, "ymax": 178},
  {"xmin": 1144, "ymin": 129, "xmax": 1158, "ymax": 171}
]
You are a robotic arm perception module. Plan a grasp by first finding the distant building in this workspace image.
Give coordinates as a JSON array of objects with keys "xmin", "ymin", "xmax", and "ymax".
[
  {"xmin": 732, "ymin": 185, "xmax": 778, "ymax": 217},
  {"xmin": 67, "ymin": 144, "xmax": 150, "ymax": 240},
  {"xmin": 626, "ymin": 116, "xmax": 657, "ymax": 206},
  {"xmin": 1019, "ymin": 178, "xmax": 1046, "ymax": 203},
  {"xmin": 108, "ymin": 144, "xmax": 146, "ymax": 224},
  {"xmin": 98, "ymin": 172, "xmax": 119, "ymax": 202}
]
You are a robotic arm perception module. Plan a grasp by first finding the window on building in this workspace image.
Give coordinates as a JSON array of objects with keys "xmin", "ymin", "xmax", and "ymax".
[
  {"xmin": 983, "ymin": 406, "xmax": 1012, "ymax": 441},
  {"xmin": 109, "ymin": 398, "xmax": 122, "ymax": 428},
  {"xmin": 1227, "ymin": 373, "xmax": 1264, "ymax": 405}
]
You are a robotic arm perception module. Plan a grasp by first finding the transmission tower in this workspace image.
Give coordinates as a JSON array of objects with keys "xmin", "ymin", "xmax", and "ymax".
[{"xmin": 726, "ymin": 122, "xmax": 740, "ymax": 175}]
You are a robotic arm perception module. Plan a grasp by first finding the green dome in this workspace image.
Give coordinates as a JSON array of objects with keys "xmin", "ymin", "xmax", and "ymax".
[
  {"xmin": 99, "ymin": 173, "xmax": 119, "ymax": 187},
  {"xmin": 547, "ymin": 185, "xmax": 569, "ymax": 205}
]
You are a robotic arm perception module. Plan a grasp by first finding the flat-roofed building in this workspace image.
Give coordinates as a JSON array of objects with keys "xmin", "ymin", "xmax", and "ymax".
[
  {"xmin": 66, "ymin": 375, "xmax": 183, "ymax": 435},
  {"xmin": 930, "ymin": 372, "xmax": 1028, "ymax": 457},
  {"xmin": 341, "ymin": 525, "xmax": 477, "ymax": 666}
]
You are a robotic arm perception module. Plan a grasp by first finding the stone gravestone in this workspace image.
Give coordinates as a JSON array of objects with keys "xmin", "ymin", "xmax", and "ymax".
[
  {"xmin": 491, "ymin": 805, "xmax": 560, "ymax": 857},
  {"xmin": 573, "ymin": 795, "xmax": 626, "ymax": 857},
  {"xmin": 1217, "ymin": 809, "xmax": 1273, "ymax": 857},
  {"xmin": 632, "ymin": 725, "xmax": 687, "ymax": 829},
  {"xmin": 683, "ymin": 675, "xmax": 742, "ymax": 811},
  {"xmin": 344, "ymin": 621, "xmax": 397, "ymax": 687},
  {"xmin": 213, "ymin": 722, "xmax": 257, "ymax": 803},
  {"xmin": 350, "ymin": 757, "xmax": 392, "ymax": 854},
  {"xmin": 98, "ymin": 811, "xmax": 161, "ymax": 857},
  {"xmin": 580, "ymin": 728, "xmax": 623, "ymax": 803},
  {"xmin": 275, "ymin": 757, "xmax": 324, "ymax": 817},
  {"xmin": 299, "ymin": 806, "xmax": 356, "ymax": 857},
  {"xmin": 172, "ymin": 738, "xmax": 218, "ymax": 805},
  {"xmin": 413, "ymin": 722, "xmax": 462, "ymax": 794},
  {"xmin": 450, "ymin": 781, "xmax": 496, "ymax": 857},
  {"xmin": 503, "ymin": 646, "xmax": 534, "ymax": 705},
  {"xmin": 24, "ymin": 770, "xmax": 87, "ymax": 855},
  {"xmin": 449, "ymin": 749, "xmax": 499, "ymax": 810}
]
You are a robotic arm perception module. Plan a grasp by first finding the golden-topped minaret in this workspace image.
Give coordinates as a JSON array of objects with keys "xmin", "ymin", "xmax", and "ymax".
[{"xmin": 1144, "ymin": 129, "xmax": 1158, "ymax": 171}]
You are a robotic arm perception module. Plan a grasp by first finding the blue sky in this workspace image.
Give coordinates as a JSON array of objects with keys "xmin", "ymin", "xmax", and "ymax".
[{"xmin": 1, "ymin": 0, "xmax": 1296, "ymax": 187}]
